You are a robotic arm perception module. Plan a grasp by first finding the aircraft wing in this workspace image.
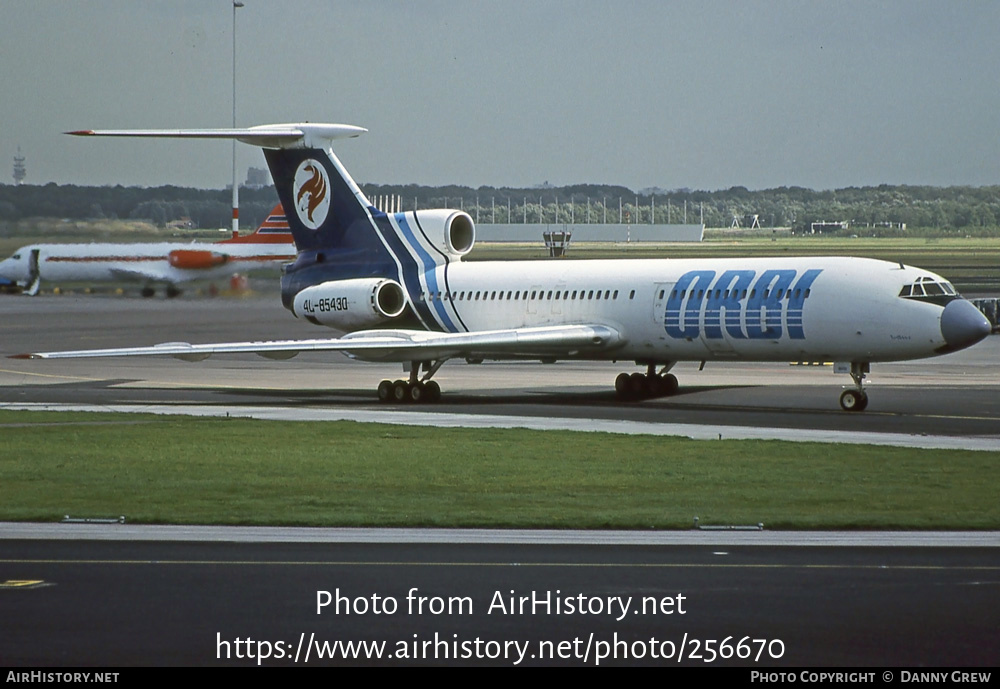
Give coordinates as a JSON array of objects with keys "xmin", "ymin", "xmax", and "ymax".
[
  {"xmin": 107, "ymin": 266, "xmax": 174, "ymax": 283},
  {"xmin": 10, "ymin": 324, "xmax": 624, "ymax": 363}
]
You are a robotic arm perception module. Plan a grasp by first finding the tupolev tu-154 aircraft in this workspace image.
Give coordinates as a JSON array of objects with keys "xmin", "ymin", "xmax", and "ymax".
[
  {"xmin": 0, "ymin": 205, "xmax": 294, "ymax": 297},
  {"xmin": 11, "ymin": 123, "xmax": 992, "ymax": 411}
]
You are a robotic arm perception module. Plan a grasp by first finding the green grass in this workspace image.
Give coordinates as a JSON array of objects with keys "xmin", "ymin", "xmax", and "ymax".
[{"xmin": 1, "ymin": 410, "xmax": 996, "ymax": 529}]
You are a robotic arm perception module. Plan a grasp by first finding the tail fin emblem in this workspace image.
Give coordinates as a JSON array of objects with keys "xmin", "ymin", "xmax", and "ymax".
[{"xmin": 293, "ymin": 159, "xmax": 331, "ymax": 230}]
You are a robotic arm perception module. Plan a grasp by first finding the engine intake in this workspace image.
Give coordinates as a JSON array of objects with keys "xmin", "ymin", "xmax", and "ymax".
[
  {"xmin": 292, "ymin": 278, "xmax": 406, "ymax": 329},
  {"xmin": 168, "ymin": 249, "xmax": 229, "ymax": 270},
  {"xmin": 412, "ymin": 209, "xmax": 475, "ymax": 258}
]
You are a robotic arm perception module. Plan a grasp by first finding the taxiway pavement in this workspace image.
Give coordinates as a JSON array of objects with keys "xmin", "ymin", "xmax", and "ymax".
[{"xmin": 1, "ymin": 526, "xmax": 998, "ymax": 666}]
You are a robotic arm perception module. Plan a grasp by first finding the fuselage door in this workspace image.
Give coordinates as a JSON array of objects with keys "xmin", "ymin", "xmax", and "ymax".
[
  {"xmin": 527, "ymin": 285, "xmax": 541, "ymax": 315},
  {"xmin": 28, "ymin": 249, "xmax": 40, "ymax": 280},
  {"xmin": 551, "ymin": 284, "xmax": 566, "ymax": 315},
  {"xmin": 652, "ymin": 282, "xmax": 673, "ymax": 325},
  {"xmin": 25, "ymin": 248, "xmax": 42, "ymax": 296},
  {"xmin": 699, "ymin": 287, "xmax": 737, "ymax": 356}
]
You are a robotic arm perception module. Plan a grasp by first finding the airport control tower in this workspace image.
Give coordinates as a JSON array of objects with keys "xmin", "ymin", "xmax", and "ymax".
[{"xmin": 12, "ymin": 147, "xmax": 26, "ymax": 185}]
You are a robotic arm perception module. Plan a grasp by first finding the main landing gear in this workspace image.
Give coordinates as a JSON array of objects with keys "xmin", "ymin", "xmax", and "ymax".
[
  {"xmin": 377, "ymin": 360, "xmax": 444, "ymax": 404},
  {"xmin": 839, "ymin": 362, "xmax": 870, "ymax": 412},
  {"xmin": 615, "ymin": 363, "xmax": 679, "ymax": 401},
  {"xmin": 140, "ymin": 285, "xmax": 182, "ymax": 298}
]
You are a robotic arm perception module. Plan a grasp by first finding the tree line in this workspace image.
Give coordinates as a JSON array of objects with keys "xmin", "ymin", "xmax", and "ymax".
[{"xmin": 2, "ymin": 181, "xmax": 1000, "ymax": 234}]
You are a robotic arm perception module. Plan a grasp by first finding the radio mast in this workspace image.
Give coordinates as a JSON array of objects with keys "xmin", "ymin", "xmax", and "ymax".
[{"xmin": 13, "ymin": 146, "xmax": 26, "ymax": 185}]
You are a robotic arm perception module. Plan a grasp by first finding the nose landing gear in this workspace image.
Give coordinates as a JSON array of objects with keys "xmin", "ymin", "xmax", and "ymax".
[{"xmin": 839, "ymin": 362, "xmax": 870, "ymax": 412}]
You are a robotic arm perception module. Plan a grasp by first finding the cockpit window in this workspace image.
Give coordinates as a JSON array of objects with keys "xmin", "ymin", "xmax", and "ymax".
[
  {"xmin": 11, "ymin": 254, "xmax": 19, "ymax": 260},
  {"xmin": 899, "ymin": 277, "xmax": 960, "ymax": 305}
]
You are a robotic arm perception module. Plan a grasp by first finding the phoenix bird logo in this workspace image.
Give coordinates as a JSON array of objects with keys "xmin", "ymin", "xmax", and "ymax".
[{"xmin": 293, "ymin": 160, "xmax": 331, "ymax": 230}]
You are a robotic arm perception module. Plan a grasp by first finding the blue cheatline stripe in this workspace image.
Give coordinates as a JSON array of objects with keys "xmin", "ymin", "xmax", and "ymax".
[
  {"xmin": 370, "ymin": 212, "xmax": 439, "ymax": 331},
  {"xmin": 409, "ymin": 212, "xmax": 469, "ymax": 333},
  {"xmin": 394, "ymin": 213, "xmax": 459, "ymax": 334}
]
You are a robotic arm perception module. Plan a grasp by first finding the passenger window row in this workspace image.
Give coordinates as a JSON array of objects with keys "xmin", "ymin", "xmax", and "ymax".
[
  {"xmin": 664, "ymin": 288, "xmax": 811, "ymax": 300},
  {"xmin": 422, "ymin": 286, "xmax": 814, "ymax": 303},
  {"xmin": 422, "ymin": 289, "xmax": 622, "ymax": 302}
]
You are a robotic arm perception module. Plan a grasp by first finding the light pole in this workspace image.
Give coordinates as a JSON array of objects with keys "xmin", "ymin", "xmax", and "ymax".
[{"xmin": 231, "ymin": 1, "xmax": 244, "ymax": 236}]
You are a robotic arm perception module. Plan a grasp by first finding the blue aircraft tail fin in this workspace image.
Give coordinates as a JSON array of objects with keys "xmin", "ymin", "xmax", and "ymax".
[{"xmin": 262, "ymin": 145, "xmax": 382, "ymax": 255}]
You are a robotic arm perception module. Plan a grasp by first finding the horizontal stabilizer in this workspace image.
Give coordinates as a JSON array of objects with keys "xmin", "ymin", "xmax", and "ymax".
[{"xmin": 66, "ymin": 123, "xmax": 367, "ymax": 150}]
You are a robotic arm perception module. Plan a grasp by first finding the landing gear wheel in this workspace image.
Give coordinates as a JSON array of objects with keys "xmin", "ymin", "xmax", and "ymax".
[
  {"xmin": 649, "ymin": 375, "xmax": 667, "ymax": 396},
  {"xmin": 649, "ymin": 373, "xmax": 678, "ymax": 397},
  {"xmin": 141, "ymin": 287, "xmax": 155, "ymax": 298},
  {"xmin": 615, "ymin": 373, "xmax": 632, "ymax": 399},
  {"xmin": 377, "ymin": 379, "xmax": 394, "ymax": 403},
  {"xmin": 629, "ymin": 372, "xmax": 647, "ymax": 397},
  {"xmin": 662, "ymin": 373, "xmax": 679, "ymax": 395},
  {"xmin": 839, "ymin": 389, "xmax": 868, "ymax": 412},
  {"xmin": 408, "ymin": 382, "xmax": 426, "ymax": 403},
  {"xmin": 424, "ymin": 380, "xmax": 441, "ymax": 403},
  {"xmin": 392, "ymin": 380, "xmax": 410, "ymax": 403},
  {"xmin": 165, "ymin": 285, "xmax": 181, "ymax": 298}
]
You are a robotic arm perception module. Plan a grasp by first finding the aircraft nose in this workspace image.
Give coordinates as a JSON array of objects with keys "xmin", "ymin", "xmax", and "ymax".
[{"xmin": 940, "ymin": 299, "xmax": 991, "ymax": 351}]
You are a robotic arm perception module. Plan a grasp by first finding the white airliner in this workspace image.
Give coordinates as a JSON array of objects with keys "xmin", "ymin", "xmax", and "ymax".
[
  {"xmin": 11, "ymin": 123, "xmax": 992, "ymax": 412},
  {"xmin": 0, "ymin": 205, "xmax": 295, "ymax": 297}
]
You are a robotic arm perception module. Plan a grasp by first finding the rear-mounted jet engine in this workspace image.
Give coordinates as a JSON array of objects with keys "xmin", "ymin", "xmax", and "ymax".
[{"xmin": 292, "ymin": 277, "xmax": 407, "ymax": 329}]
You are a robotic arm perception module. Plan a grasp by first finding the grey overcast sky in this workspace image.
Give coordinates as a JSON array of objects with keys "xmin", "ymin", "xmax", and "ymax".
[{"xmin": 3, "ymin": 1, "xmax": 999, "ymax": 191}]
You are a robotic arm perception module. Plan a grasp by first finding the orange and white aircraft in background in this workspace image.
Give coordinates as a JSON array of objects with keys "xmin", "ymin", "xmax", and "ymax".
[{"xmin": 0, "ymin": 205, "xmax": 295, "ymax": 297}]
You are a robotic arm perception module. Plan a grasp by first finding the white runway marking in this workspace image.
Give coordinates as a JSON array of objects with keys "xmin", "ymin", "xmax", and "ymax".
[{"xmin": 0, "ymin": 521, "xmax": 997, "ymax": 547}]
